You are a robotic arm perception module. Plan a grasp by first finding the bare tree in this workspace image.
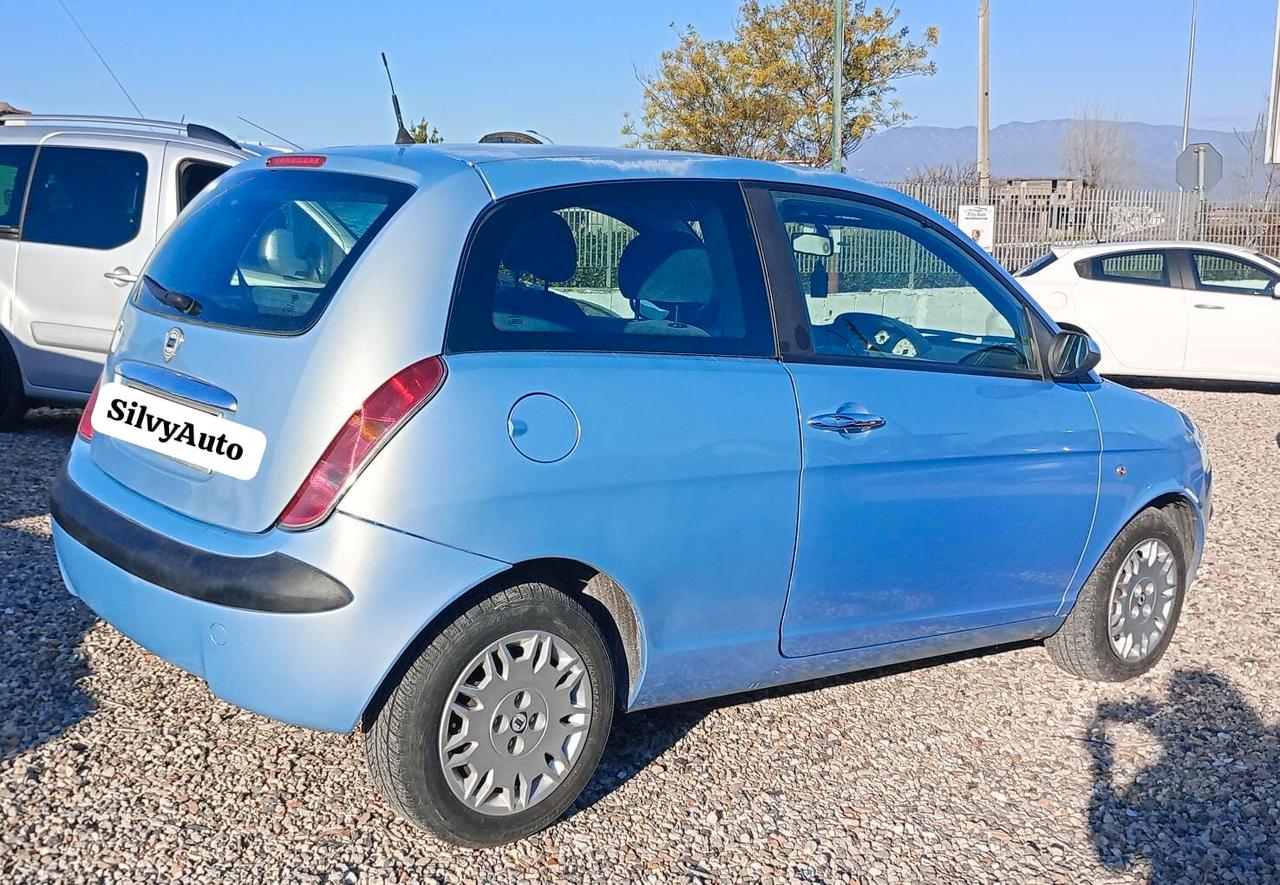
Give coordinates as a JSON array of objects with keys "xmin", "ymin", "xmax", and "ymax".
[
  {"xmin": 1235, "ymin": 107, "xmax": 1280, "ymax": 202},
  {"xmin": 903, "ymin": 159, "xmax": 978, "ymax": 186},
  {"xmin": 1060, "ymin": 105, "xmax": 1134, "ymax": 188}
]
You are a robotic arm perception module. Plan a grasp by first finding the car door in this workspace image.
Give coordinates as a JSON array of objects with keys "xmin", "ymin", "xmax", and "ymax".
[
  {"xmin": 1072, "ymin": 249, "xmax": 1187, "ymax": 374},
  {"xmin": 1179, "ymin": 249, "xmax": 1280, "ymax": 381},
  {"xmin": 13, "ymin": 136, "xmax": 163, "ymax": 393},
  {"xmin": 747, "ymin": 185, "xmax": 1101, "ymax": 658}
]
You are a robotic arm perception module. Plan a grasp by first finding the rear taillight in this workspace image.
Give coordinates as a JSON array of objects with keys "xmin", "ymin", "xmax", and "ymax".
[
  {"xmin": 77, "ymin": 380, "xmax": 101, "ymax": 441},
  {"xmin": 278, "ymin": 356, "xmax": 446, "ymax": 530}
]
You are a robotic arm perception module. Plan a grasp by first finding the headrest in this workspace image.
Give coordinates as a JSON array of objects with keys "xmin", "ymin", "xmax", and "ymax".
[
  {"xmin": 260, "ymin": 228, "xmax": 306, "ymax": 277},
  {"xmin": 502, "ymin": 213, "xmax": 577, "ymax": 283},
  {"xmin": 618, "ymin": 231, "xmax": 714, "ymax": 305}
]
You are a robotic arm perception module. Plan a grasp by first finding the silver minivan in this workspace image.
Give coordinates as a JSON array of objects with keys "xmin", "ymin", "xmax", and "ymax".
[{"xmin": 0, "ymin": 114, "xmax": 260, "ymax": 428}]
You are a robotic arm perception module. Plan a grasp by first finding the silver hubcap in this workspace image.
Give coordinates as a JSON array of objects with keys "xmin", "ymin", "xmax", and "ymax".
[
  {"xmin": 1109, "ymin": 538, "xmax": 1178, "ymax": 663},
  {"xmin": 438, "ymin": 630, "xmax": 592, "ymax": 816}
]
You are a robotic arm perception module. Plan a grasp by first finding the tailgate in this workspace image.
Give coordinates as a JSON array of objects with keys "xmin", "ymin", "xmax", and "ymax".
[{"xmin": 84, "ymin": 157, "xmax": 484, "ymax": 533}]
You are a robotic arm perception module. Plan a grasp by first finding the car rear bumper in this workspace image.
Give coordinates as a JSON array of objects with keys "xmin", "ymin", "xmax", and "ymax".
[{"xmin": 52, "ymin": 441, "xmax": 508, "ymax": 732}]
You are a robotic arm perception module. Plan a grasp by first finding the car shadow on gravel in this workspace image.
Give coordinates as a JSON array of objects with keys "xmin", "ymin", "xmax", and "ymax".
[
  {"xmin": 1086, "ymin": 668, "xmax": 1280, "ymax": 883},
  {"xmin": 567, "ymin": 641, "xmax": 1039, "ymax": 820},
  {"xmin": 0, "ymin": 408, "xmax": 96, "ymax": 764}
]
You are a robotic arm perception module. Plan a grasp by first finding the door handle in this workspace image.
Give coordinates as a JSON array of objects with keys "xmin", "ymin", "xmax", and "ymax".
[
  {"xmin": 808, "ymin": 413, "xmax": 887, "ymax": 434},
  {"xmin": 104, "ymin": 267, "xmax": 138, "ymax": 287},
  {"xmin": 1193, "ymin": 303, "xmax": 1225, "ymax": 310}
]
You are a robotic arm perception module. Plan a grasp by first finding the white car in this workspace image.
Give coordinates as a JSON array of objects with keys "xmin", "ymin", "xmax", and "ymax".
[
  {"xmin": 0, "ymin": 114, "xmax": 264, "ymax": 429},
  {"xmin": 1017, "ymin": 241, "xmax": 1280, "ymax": 383}
]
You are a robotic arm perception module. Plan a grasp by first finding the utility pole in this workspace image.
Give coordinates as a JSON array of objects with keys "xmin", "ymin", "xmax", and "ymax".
[
  {"xmin": 977, "ymin": 0, "xmax": 991, "ymax": 204},
  {"xmin": 831, "ymin": 0, "xmax": 844, "ymax": 172},
  {"xmin": 1181, "ymin": 0, "xmax": 1198, "ymax": 151}
]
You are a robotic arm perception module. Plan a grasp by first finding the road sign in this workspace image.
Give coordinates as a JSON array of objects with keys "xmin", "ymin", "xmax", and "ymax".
[{"xmin": 1175, "ymin": 142, "xmax": 1223, "ymax": 192}]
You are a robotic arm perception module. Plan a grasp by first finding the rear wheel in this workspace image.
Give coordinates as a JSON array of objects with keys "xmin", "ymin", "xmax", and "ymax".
[
  {"xmin": 363, "ymin": 582, "xmax": 614, "ymax": 846},
  {"xmin": 1045, "ymin": 507, "xmax": 1187, "ymax": 681},
  {"xmin": 0, "ymin": 336, "xmax": 28, "ymax": 431}
]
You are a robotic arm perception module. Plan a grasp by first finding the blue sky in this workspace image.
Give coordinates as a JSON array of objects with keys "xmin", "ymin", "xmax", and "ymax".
[{"xmin": 6, "ymin": 1, "xmax": 1277, "ymax": 148}]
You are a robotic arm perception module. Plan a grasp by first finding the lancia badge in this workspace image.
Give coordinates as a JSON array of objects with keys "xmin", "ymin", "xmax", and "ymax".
[{"xmin": 162, "ymin": 327, "xmax": 184, "ymax": 363}]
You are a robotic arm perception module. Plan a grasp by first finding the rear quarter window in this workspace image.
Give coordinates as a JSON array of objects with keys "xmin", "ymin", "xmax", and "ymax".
[
  {"xmin": 446, "ymin": 180, "xmax": 775, "ymax": 357},
  {"xmin": 136, "ymin": 168, "xmax": 414, "ymax": 334}
]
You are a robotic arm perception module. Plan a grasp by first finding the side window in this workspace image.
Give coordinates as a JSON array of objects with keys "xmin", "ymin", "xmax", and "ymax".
[
  {"xmin": 0, "ymin": 145, "xmax": 35, "ymax": 232},
  {"xmin": 1093, "ymin": 251, "xmax": 1168, "ymax": 286},
  {"xmin": 447, "ymin": 181, "xmax": 774, "ymax": 357},
  {"xmin": 22, "ymin": 147, "xmax": 147, "ymax": 249},
  {"xmin": 769, "ymin": 190, "xmax": 1037, "ymax": 374},
  {"xmin": 177, "ymin": 160, "xmax": 230, "ymax": 210},
  {"xmin": 1190, "ymin": 252, "xmax": 1276, "ymax": 294}
]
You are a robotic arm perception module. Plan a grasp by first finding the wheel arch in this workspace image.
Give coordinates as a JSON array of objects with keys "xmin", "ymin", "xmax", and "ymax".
[
  {"xmin": 361, "ymin": 558, "xmax": 645, "ymax": 728},
  {"xmin": 1058, "ymin": 488, "xmax": 1203, "ymax": 618}
]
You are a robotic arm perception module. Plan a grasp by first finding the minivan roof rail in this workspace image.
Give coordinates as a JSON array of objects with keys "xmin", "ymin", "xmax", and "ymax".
[{"xmin": 0, "ymin": 114, "xmax": 242, "ymax": 151}]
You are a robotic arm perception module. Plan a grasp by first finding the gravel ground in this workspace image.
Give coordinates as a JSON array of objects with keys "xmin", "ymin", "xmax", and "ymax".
[{"xmin": 2, "ymin": 388, "xmax": 1278, "ymax": 884}]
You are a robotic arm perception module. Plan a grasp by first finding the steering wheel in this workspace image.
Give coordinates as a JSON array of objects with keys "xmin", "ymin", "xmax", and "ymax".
[
  {"xmin": 958, "ymin": 343, "xmax": 1028, "ymax": 371},
  {"xmin": 833, "ymin": 313, "xmax": 931, "ymax": 359}
]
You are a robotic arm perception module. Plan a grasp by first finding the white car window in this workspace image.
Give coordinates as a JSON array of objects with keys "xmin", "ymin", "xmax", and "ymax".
[
  {"xmin": 1191, "ymin": 252, "xmax": 1276, "ymax": 294},
  {"xmin": 1094, "ymin": 251, "xmax": 1168, "ymax": 286}
]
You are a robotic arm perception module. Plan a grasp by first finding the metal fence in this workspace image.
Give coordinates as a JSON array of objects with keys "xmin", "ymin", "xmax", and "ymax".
[
  {"xmin": 555, "ymin": 186, "xmax": 1280, "ymax": 287},
  {"xmin": 892, "ymin": 183, "xmax": 1280, "ymax": 272}
]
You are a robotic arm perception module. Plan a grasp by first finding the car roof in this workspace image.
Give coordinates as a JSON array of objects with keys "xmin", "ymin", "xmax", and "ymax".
[
  {"xmin": 0, "ymin": 117, "xmax": 259, "ymax": 158},
  {"xmin": 1051, "ymin": 240, "xmax": 1268, "ymax": 260},
  {"xmin": 284, "ymin": 142, "xmax": 911, "ymax": 203}
]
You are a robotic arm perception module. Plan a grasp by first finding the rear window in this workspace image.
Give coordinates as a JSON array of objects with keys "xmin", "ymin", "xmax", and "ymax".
[
  {"xmin": 136, "ymin": 168, "xmax": 413, "ymax": 334},
  {"xmin": 1015, "ymin": 252, "xmax": 1057, "ymax": 277}
]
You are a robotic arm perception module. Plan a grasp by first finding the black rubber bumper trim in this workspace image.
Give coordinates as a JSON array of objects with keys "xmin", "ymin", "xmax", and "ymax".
[{"xmin": 50, "ymin": 467, "xmax": 353, "ymax": 614}]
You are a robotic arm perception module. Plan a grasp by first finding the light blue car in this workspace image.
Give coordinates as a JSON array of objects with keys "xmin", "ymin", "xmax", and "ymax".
[{"xmin": 51, "ymin": 144, "xmax": 1211, "ymax": 846}]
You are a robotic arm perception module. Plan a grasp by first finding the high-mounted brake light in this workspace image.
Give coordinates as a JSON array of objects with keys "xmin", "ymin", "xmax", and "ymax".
[
  {"xmin": 266, "ymin": 154, "xmax": 327, "ymax": 168},
  {"xmin": 278, "ymin": 356, "xmax": 446, "ymax": 530},
  {"xmin": 77, "ymin": 379, "xmax": 101, "ymax": 441}
]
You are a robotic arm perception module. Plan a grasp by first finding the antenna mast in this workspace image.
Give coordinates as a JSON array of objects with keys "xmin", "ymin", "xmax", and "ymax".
[{"xmin": 381, "ymin": 53, "xmax": 415, "ymax": 145}]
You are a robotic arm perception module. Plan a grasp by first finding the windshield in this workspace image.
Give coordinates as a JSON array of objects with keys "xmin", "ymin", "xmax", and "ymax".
[{"xmin": 136, "ymin": 168, "xmax": 414, "ymax": 334}]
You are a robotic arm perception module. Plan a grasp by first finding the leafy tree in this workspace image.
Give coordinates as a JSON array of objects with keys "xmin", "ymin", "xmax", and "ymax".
[
  {"xmin": 624, "ymin": 0, "xmax": 938, "ymax": 165},
  {"xmin": 410, "ymin": 118, "xmax": 444, "ymax": 144}
]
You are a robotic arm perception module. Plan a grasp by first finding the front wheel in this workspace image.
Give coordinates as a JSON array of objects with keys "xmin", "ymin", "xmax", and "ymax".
[
  {"xmin": 363, "ymin": 582, "xmax": 615, "ymax": 846},
  {"xmin": 1045, "ymin": 507, "xmax": 1188, "ymax": 681}
]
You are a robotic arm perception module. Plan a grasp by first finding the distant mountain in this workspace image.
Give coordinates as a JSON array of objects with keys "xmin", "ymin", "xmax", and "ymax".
[{"xmin": 848, "ymin": 119, "xmax": 1257, "ymax": 192}]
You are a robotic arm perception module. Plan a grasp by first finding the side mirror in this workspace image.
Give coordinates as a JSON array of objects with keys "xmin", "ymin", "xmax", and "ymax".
[
  {"xmin": 792, "ymin": 231, "xmax": 834, "ymax": 257},
  {"xmin": 1049, "ymin": 329, "xmax": 1102, "ymax": 380}
]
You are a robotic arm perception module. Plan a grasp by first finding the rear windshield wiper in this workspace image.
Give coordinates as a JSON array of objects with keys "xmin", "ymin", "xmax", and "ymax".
[{"xmin": 143, "ymin": 275, "xmax": 203, "ymax": 317}]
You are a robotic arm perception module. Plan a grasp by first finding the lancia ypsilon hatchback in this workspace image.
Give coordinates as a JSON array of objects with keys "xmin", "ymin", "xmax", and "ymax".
[{"xmin": 52, "ymin": 145, "xmax": 1211, "ymax": 846}]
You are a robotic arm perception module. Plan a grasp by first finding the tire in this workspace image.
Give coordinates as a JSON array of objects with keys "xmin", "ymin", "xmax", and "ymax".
[
  {"xmin": 1045, "ymin": 507, "xmax": 1188, "ymax": 681},
  {"xmin": 0, "ymin": 335, "xmax": 28, "ymax": 431},
  {"xmin": 363, "ymin": 581, "xmax": 615, "ymax": 847}
]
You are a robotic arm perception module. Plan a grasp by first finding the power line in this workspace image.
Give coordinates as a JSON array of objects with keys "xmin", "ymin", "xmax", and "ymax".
[{"xmin": 56, "ymin": 0, "xmax": 143, "ymax": 118}]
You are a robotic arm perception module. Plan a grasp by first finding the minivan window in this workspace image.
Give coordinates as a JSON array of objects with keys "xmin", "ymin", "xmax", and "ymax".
[
  {"xmin": 447, "ymin": 180, "xmax": 774, "ymax": 357},
  {"xmin": 137, "ymin": 168, "xmax": 414, "ymax": 334},
  {"xmin": 22, "ymin": 147, "xmax": 147, "ymax": 249},
  {"xmin": 177, "ymin": 159, "xmax": 231, "ymax": 210},
  {"xmin": 0, "ymin": 145, "xmax": 35, "ymax": 232}
]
